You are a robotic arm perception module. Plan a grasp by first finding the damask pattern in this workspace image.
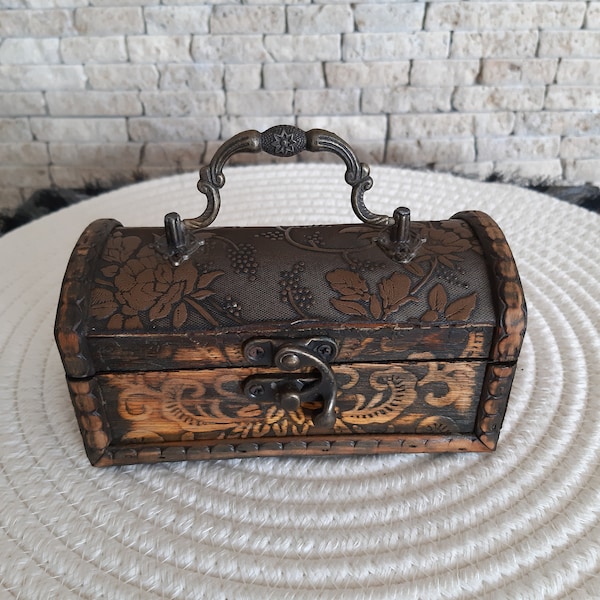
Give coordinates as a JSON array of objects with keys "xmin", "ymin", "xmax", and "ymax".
[
  {"xmin": 101, "ymin": 361, "xmax": 484, "ymax": 445},
  {"xmin": 87, "ymin": 219, "xmax": 490, "ymax": 332}
]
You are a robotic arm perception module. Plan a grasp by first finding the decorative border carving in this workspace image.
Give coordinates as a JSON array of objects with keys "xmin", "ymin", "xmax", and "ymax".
[
  {"xmin": 475, "ymin": 363, "xmax": 517, "ymax": 450},
  {"xmin": 54, "ymin": 219, "xmax": 121, "ymax": 378},
  {"xmin": 453, "ymin": 211, "xmax": 527, "ymax": 363},
  {"xmin": 67, "ymin": 378, "xmax": 111, "ymax": 465},
  {"xmin": 94, "ymin": 433, "xmax": 491, "ymax": 467}
]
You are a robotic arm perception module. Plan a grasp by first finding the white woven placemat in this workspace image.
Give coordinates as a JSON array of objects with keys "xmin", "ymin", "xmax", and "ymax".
[{"xmin": 1, "ymin": 164, "xmax": 599, "ymax": 599}]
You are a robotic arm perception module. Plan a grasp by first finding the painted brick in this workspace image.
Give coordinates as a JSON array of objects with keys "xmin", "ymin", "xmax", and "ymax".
[
  {"xmin": 557, "ymin": 60, "xmax": 600, "ymax": 85},
  {"xmin": 49, "ymin": 143, "xmax": 142, "ymax": 168},
  {"xmin": 140, "ymin": 91, "xmax": 225, "ymax": 116},
  {"xmin": 46, "ymin": 91, "xmax": 143, "ymax": 117},
  {"xmin": 453, "ymin": 86, "xmax": 546, "ymax": 111},
  {"xmin": 295, "ymin": 89, "xmax": 360, "ymax": 115},
  {"xmin": 192, "ymin": 35, "xmax": 270, "ymax": 64},
  {"xmin": 564, "ymin": 159, "xmax": 600, "ymax": 185},
  {"xmin": 391, "ymin": 112, "xmax": 514, "ymax": 138},
  {"xmin": 128, "ymin": 117, "xmax": 220, "ymax": 142},
  {"xmin": 479, "ymin": 59, "xmax": 558, "ymax": 85},
  {"xmin": 474, "ymin": 113, "xmax": 516, "ymax": 136},
  {"xmin": 50, "ymin": 166, "xmax": 139, "ymax": 190},
  {"xmin": 221, "ymin": 117, "xmax": 295, "ymax": 140},
  {"xmin": 451, "ymin": 31, "xmax": 538, "ymax": 58},
  {"xmin": 0, "ymin": 166, "xmax": 50, "ymax": 188},
  {"xmin": 74, "ymin": 7, "xmax": 144, "ymax": 35},
  {"xmin": 477, "ymin": 136, "xmax": 560, "ymax": 161},
  {"xmin": 426, "ymin": 2, "xmax": 585, "ymax": 31},
  {"xmin": 12, "ymin": 0, "xmax": 88, "ymax": 6},
  {"xmin": 387, "ymin": 138, "xmax": 475, "ymax": 166},
  {"xmin": 144, "ymin": 6, "xmax": 211, "ymax": 34},
  {"xmin": 296, "ymin": 116, "xmax": 387, "ymax": 141},
  {"xmin": 61, "ymin": 37, "xmax": 128, "ymax": 64},
  {"xmin": 0, "ymin": 9, "xmax": 74, "ymax": 37},
  {"xmin": 128, "ymin": 36, "xmax": 192, "ymax": 63},
  {"xmin": 492, "ymin": 160, "xmax": 563, "ymax": 184},
  {"xmin": 561, "ymin": 136, "xmax": 600, "ymax": 159},
  {"xmin": 325, "ymin": 61, "xmax": 409, "ymax": 88},
  {"xmin": 515, "ymin": 111, "xmax": 600, "ymax": 136},
  {"xmin": 264, "ymin": 63, "xmax": 325, "ymax": 90},
  {"xmin": 226, "ymin": 91, "xmax": 293, "ymax": 116},
  {"xmin": 0, "ymin": 93, "xmax": 46, "ymax": 116},
  {"xmin": 224, "ymin": 64, "xmax": 262, "ymax": 91},
  {"xmin": 363, "ymin": 87, "xmax": 453, "ymax": 114},
  {"xmin": 586, "ymin": 3, "xmax": 600, "ymax": 28},
  {"xmin": 30, "ymin": 118, "xmax": 128, "ymax": 142},
  {"xmin": 0, "ymin": 118, "xmax": 32, "ymax": 142},
  {"xmin": 390, "ymin": 113, "xmax": 474, "ymax": 139},
  {"xmin": 0, "ymin": 38, "xmax": 60, "ymax": 64},
  {"xmin": 354, "ymin": 4, "xmax": 425, "ymax": 32},
  {"xmin": 158, "ymin": 64, "xmax": 224, "ymax": 91},
  {"xmin": 545, "ymin": 86, "xmax": 600, "ymax": 110},
  {"xmin": 344, "ymin": 32, "xmax": 449, "ymax": 61},
  {"xmin": 538, "ymin": 31, "xmax": 600, "ymax": 58},
  {"xmin": 86, "ymin": 64, "xmax": 159, "ymax": 91},
  {"xmin": 410, "ymin": 59, "xmax": 480, "ymax": 86},
  {"xmin": 210, "ymin": 6, "xmax": 285, "ymax": 34},
  {"xmin": 287, "ymin": 5, "xmax": 354, "ymax": 34},
  {"xmin": 0, "ymin": 143, "xmax": 48, "ymax": 165},
  {"xmin": 91, "ymin": 0, "xmax": 158, "ymax": 5},
  {"xmin": 0, "ymin": 65, "xmax": 86, "ymax": 91},
  {"xmin": 265, "ymin": 35, "xmax": 341, "ymax": 62},
  {"xmin": 142, "ymin": 142, "xmax": 205, "ymax": 169}
]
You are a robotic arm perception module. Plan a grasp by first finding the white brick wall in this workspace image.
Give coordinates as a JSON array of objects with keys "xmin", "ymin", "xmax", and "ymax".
[{"xmin": 2, "ymin": 0, "xmax": 600, "ymax": 209}]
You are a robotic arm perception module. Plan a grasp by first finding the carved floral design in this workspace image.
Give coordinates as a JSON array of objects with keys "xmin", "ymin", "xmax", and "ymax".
[
  {"xmin": 90, "ymin": 233, "xmax": 234, "ymax": 329},
  {"xmin": 420, "ymin": 283, "xmax": 477, "ymax": 324},
  {"xmin": 109, "ymin": 361, "xmax": 480, "ymax": 443},
  {"xmin": 326, "ymin": 269, "xmax": 418, "ymax": 319}
]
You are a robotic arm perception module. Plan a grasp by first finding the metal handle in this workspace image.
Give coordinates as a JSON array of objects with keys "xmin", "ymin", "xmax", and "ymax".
[{"xmin": 190, "ymin": 125, "xmax": 393, "ymax": 231}]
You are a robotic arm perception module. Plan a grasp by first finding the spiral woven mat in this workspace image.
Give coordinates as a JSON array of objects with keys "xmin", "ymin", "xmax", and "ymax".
[{"xmin": 1, "ymin": 164, "xmax": 599, "ymax": 599}]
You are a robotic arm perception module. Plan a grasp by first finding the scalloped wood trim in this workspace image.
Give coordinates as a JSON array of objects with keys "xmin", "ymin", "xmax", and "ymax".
[
  {"xmin": 92, "ymin": 433, "xmax": 492, "ymax": 467},
  {"xmin": 452, "ymin": 211, "xmax": 527, "ymax": 363},
  {"xmin": 54, "ymin": 219, "xmax": 121, "ymax": 378}
]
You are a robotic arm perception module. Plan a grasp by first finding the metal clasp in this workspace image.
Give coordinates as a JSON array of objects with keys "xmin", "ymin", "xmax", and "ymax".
[{"xmin": 242, "ymin": 337, "xmax": 338, "ymax": 429}]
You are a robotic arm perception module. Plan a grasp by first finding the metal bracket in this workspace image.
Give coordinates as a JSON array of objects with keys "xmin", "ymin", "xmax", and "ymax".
[
  {"xmin": 376, "ymin": 206, "xmax": 426, "ymax": 263},
  {"xmin": 153, "ymin": 212, "xmax": 203, "ymax": 266},
  {"xmin": 242, "ymin": 337, "xmax": 338, "ymax": 429}
]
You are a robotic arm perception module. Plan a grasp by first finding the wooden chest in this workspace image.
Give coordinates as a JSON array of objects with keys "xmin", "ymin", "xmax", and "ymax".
[{"xmin": 55, "ymin": 126, "xmax": 527, "ymax": 467}]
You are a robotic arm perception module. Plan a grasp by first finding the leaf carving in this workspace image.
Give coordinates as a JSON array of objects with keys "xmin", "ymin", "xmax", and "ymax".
[
  {"xmin": 173, "ymin": 303, "xmax": 188, "ymax": 328},
  {"xmin": 90, "ymin": 288, "xmax": 117, "ymax": 319},
  {"xmin": 326, "ymin": 269, "xmax": 370, "ymax": 301},
  {"xmin": 445, "ymin": 292, "xmax": 477, "ymax": 321},
  {"xmin": 101, "ymin": 265, "xmax": 119, "ymax": 278},
  {"xmin": 197, "ymin": 270, "xmax": 224, "ymax": 289},
  {"xmin": 331, "ymin": 297, "xmax": 370, "ymax": 317},
  {"xmin": 421, "ymin": 309, "xmax": 439, "ymax": 322},
  {"xmin": 369, "ymin": 294, "xmax": 383, "ymax": 319},
  {"xmin": 428, "ymin": 283, "xmax": 447, "ymax": 312},
  {"xmin": 378, "ymin": 272, "xmax": 414, "ymax": 316}
]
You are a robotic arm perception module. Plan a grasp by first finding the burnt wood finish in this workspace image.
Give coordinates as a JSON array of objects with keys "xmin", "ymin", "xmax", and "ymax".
[
  {"xmin": 54, "ymin": 129, "xmax": 526, "ymax": 466},
  {"xmin": 55, "ymin": 210, "xmax": 526, "ymax": 466}
]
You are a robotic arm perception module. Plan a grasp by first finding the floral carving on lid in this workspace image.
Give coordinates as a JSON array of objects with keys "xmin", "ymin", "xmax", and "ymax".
[{"xmin": 89, "ymin": 232, "xmax": 231, "ymax": 330}]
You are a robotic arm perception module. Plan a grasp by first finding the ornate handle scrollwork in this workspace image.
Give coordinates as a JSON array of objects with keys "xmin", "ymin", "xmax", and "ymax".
[
  {"xmin": 190, "ymin": 125, "xmax": 392, "ymax": 231},
  {"xmin": 158, "ymin": 125, "xmax": 423, "ymax": 265}
]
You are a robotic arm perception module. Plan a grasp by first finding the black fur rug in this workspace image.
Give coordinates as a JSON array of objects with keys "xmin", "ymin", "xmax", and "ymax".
[{"xmin": 1, "ymin": 179, "xmax": 599, "ymax": 237}]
